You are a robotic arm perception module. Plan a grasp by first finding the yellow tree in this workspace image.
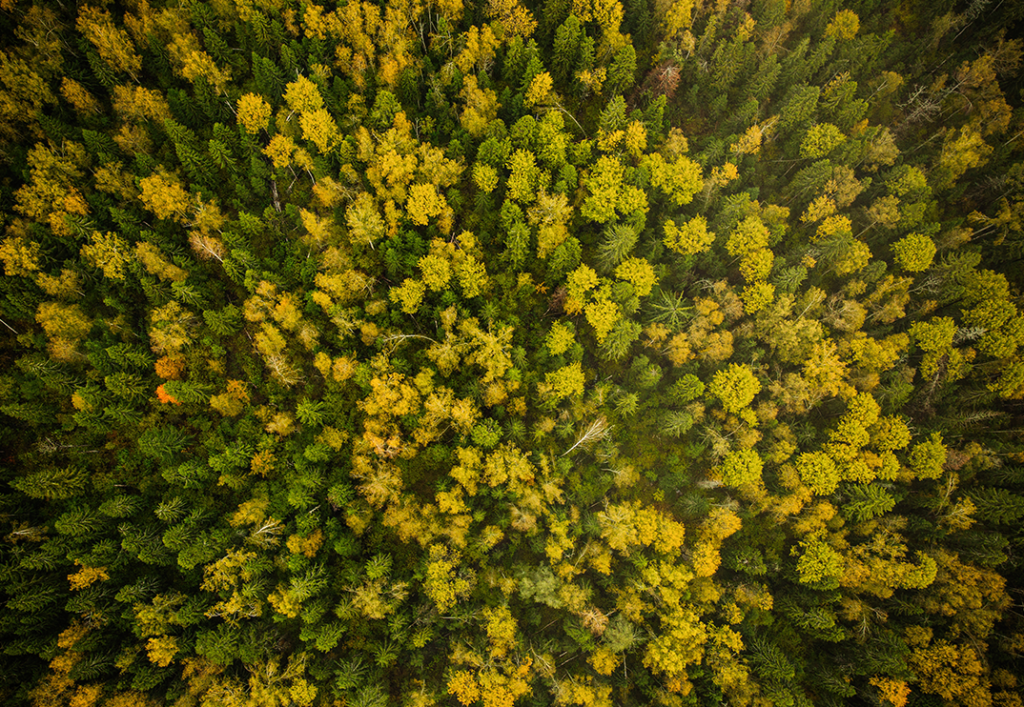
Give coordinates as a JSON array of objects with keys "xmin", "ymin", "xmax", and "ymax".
[
  {"xmin": 237, "ymin": 93, "xmax": 272, "ymax": 133},
  {"xmin": 300, "ymin": 108, "xmax": 341, "ymax": 155},
  {"xmin": 647, "ymin": 152, "xmax": 704, "ymax": 206},
  {"xmin": 0, "ymin": 234, "xmax": 41, "ymax": 277},
  {"xmin": 424, "ymin": 544, "xmax": 473, "ymax": 612},
  {"xmin": 81, "ymin": 232, "xmax": 132, "ymax": 280},
  {"xmin": 460, "ymin": 76, "xmax": 501, "ymax": 137},
  {"xmin": 581, "ymin": 156, "xmax": 647, "ymax": 223},
  {"xmin": 77, "ymin": 5, "xmax": 142, "ymax": 80},
  {"xmin": 935, "ymin": 125, "xmax": 992, "ymax": 189},
  {"xmin": 892, "ymin": 233, "xmax": 936, "ymax": 272},
  {"xmin": 709, "ymin": 363, "xmax": 761, "ymax": 414},
  {"xmin": 663, "ymin": 215, "xmax": 715, "ymax": 255},
  {"xmin": 825, "ymin": 10, "xmax": 859, "ymax": 41},
  {"xmin": 139, "ymin": 173, "xmax": 191, "ymax": 222},
  {"xmin": 167, "ymin": 32, "xmax": 232, "ymax": 91},
  {"xmin": 486, "ymin": 0, "xmax": 538, "ymax": 38}
]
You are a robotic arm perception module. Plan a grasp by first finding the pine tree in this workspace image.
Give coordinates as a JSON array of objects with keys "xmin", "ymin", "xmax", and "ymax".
[
  {"xmin": 11, "ymin": 466, "xmax": 88, "ymax": 500},
  {"xmin": 162, "ymin": 380, "xmax": 214, "ymax": 404},
  {"xmin": 552, "ymin": 15, "xmax": 584, "ymax": 85},
  {"xmin": 842, "ymin": 484, "xmax": 896, "ymax": 521},
  {"xmin": 596, "ymin": 223, "xmax": 638, "ymax": 272},
  {"xmin": 605, "ymin": 44, "xmax": 637, "ymax": 95},
  {"xmin": 54, "ymin": 506, "xmax": 102, "ymax": 536},
  {"xmin": 968, "ymin": 487, "xmax": 1024, "ymax": 526},
  {"xmin": 599, "ymin": 319, "xmax": 641, "ymax": 362},
  {"xmin": 138, "ymin": 425, "xmax": 190, "ymax": 463}
]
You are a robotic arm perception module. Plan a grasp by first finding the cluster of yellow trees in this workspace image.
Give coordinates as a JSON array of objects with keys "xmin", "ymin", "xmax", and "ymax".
[{"xmin": 1, "ymin": 0, "xmax": 1024, "ymax": 706}]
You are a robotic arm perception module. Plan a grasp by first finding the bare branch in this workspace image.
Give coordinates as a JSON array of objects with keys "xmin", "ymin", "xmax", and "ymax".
[{"xmin": 562, "ymin": 416, "xmax": 611, "ymax": 456}]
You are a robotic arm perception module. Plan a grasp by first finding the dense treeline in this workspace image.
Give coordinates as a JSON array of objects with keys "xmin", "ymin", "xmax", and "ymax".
[{"xmin": 2, "ymin": 0, "xmax": 1024, "ymax": 705}]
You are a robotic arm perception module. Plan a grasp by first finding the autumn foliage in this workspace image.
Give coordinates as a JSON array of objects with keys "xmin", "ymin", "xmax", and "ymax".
[{"xmin": 1, "ymin": 2, "xmax": 1024, "ymax": 707}]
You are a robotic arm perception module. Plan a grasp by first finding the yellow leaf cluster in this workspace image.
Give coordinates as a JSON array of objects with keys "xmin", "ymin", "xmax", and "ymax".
[
  {"xmin": 77, "ymin": 5, "xmax": 142, "ymax": 79},
  {"xmin": 146, "ymin": 635, "xmax": 179, "ymax": 667},
  {"xmin": 81, "ymin": 231, "xmax": 131, "ymax": 280},
  {"xmin": 237, "ymin": 93, "xmax": 271, "ymax": 133},
  {"xmin": 614, "ymin": 257, "xmax": 657, "ymax": 297},
  {"xmin": 286, "ymin": 529, "xmax": 324, "ymax": 558},
  {"xmin": 139, "ymin": 173, "xmax": 190, "ymax": 222},
  {"xmin": 0, "ymin": 235, "xmax": 41, "ymax": 276},
  {"xmin": 68, "ymin": 564, "xmax": 109, "ymax": 591}
]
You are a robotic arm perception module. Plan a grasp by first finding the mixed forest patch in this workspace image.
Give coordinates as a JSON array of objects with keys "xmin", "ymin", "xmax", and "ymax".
[{"xmin": 2, "ymin": 0, "xmax": 1024, "ymax": 706}]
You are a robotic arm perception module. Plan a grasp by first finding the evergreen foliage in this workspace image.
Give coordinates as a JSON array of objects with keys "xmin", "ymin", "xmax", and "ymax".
[{"xmin": 1, "ymin": 1, "xmax": 1024, "ymax": 706}]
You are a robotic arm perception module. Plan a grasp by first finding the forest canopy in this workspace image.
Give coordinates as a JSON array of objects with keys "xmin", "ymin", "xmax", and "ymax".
[{"xmin": 2, "ymin": 0, "xmax": 1024, "ymax": 706}]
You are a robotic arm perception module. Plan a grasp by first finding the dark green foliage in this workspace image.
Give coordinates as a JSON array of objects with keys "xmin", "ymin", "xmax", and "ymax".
[
  {"xmin": 162, "ymin": 380, "xmax": 215, "ymax": 404},
  {"xmin": 968, "ymin": 487, "xmax": 1024, "ymax": 525},
  {"xmin": 600, "ymin": 320, "xmax": 641, "ymax": 361},
  {"xmin": 605, "ymin": 45, "xmax": 637, "ymax": 96},
  {"xmin": 138, "ymin": 426, "xmax": 190, "ymax": 463},
  {"xmin": 842, "ymin": 483, "xmax": 896, "ymax": 521},
  {"xmin": 54, "ymin": 506, "xmax": 102, "ymax": 536},
  {"xmin": 749, "ymin": 634, "xmax": 797, "ymax": 683},
  {"xmin": 11, "ymin": 466, "xmax": 88, "ymax": 500},
  {"xmin": 0, "ymin": 3, "xmax": 1023, "ymax": 707},
  {"xmin": 596, "ymin": 223, "xmax": 638, "ymax": 272}
]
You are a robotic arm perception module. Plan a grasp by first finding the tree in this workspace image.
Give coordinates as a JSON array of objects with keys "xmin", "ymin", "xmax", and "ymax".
[
  {"xmin": 664, "ymin": 215, "xmax": 715, "ymax": 255},
  {"xmin": 506, "ymin": 150, "xmax": 542, "ymax": 205},
  {"xmin": 600, "ymin": 320, "xmax": 641, "ymax": 361},
  {"xmin": 824, "ymin": 10, "xmax": 859, "ymax": 41},
  {"xmin": 487, "ymin": 0, "xmax": 538, "ymax": 38},
  {"xmin": 542, "ymin": 361, "xmax": 586, "ymax": 401},
  {"xmin": 726, "ymin": 215, "xmax": 770, "ymax": 257},
  {"xmin": 795, "ymin": 535, "xmax": 843, "ymax": 589},
  {"xmin": 149, "ymin": 301, "xmax": 195, "ymax": 356},
  {"xmin": 552, "ymin": 15, "xmax": 584, "ymax": 84},
  {"xmin": 285, "ymin": 75, "xmax": 325, "ymax": 114},
  {"xmin": 546, "ymin": 321, "xmax": 575, "ymax": 355},
  {"xmin": 719, "ymin": 449, "xmax": 764, "ymax": 487},
  {"xmin": 582, "ymin": 156, "xmax": 625, "ymax": 222},
  {"xmin": 524, "ymin": 71, "xmax": 554, "ymax": 108},
  {"xmin": 779, "ymin": 84, "xmax": 820, "ymax": 131},
  {"xmin": 424, "ymin": 544, "xmax": 472, "ymax": 613},
  {"xmin": 460, "ymin": 77, "xmax": 501, "ymax": 137},
  {"xmin": 77, "ymin": 5, "xmax": 142, "ymax": 80},
  {"xmin": 81, "ymin": 231, "xmax": 132, "ymax": 280},
  {"xmin": 908, "ymin": 433, "xmax": 946, "ymax": 480},
  {"xmin": 138, "ymin": 425, "xmax": 189, "ymax": 463},
  {"xmin": 891, "ymin": 233, "xmax": 936, "ymax": 273},
  {"xmin": 139, "ymin": 173, "xmax": 191, "ymax": 222},
  {"xmin": 908, "ymin": 638, "xmax": 993, "ymax": 707},
  {"xmin": 585, "ymin": 297, "xmax": 621, "ymax": 343},
  {"xmin": 605, "ymin": 44, "xmax": 636, "ymax": 94},
  {"xmin": 0, "ymin": 235, "xmax": 41, "ymax": 276},
  {"xmin": 529, "ymin": 191, "xmax": 572, "ymax": 259},
  {"xmin": 237, "ymin": 93, "xmax": 272, "ymax": 133},
  {"xmin": 300, "ymin": 108, "xmax": 341, "ymax": 154},
  {"xmin": 794, "ymin": 452, "xmax": 839, "ymax": 495},
  {"xmin": 909, "ymin": 317, "xmax": 969, "ymax": 382},
  {"xmin": 935, "ymin": 125, "xmax": 992, "ymax": 188},
  {"xmin": 614, "ymin": 257, "xmax": 657, "ymax": 297},
  {"xmin": 800, "ymin": 123, "xmax": 845, "ymax": 159},
  {"xmin": 11, "ymin": 465, "xmax": 88, "ymax": 500},
  {"xmin": 710, "ymin": 364, "xmax": 761, "ymax": 414},
  {"xmin": 647, "ymin": 153, "xmax": 703, "ymax": 207},
  {"xmin": 36, "ymin": 302, "xmax": 92, "ymax": 341}
]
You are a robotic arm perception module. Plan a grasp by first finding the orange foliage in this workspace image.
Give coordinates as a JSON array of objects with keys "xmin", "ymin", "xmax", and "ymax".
[
  {"xmin": 155, "ymin": 355, "xmax": 185, "ymax": 380},
  {"xmin": 156, "ymin": 384, "xmax": 181, "ymax": 405}
]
